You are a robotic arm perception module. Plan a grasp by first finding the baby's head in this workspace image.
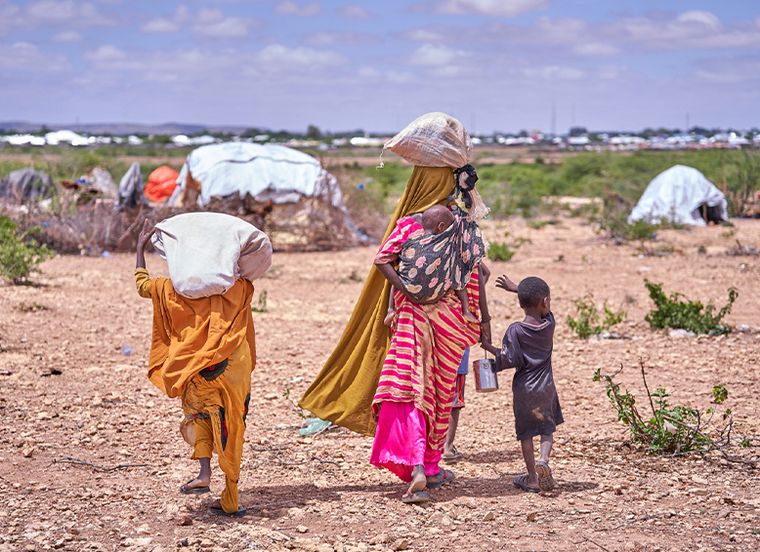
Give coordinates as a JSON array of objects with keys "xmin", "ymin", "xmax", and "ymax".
[
  {"xmin": 421, "ymin": 205, "xmax": 454, "ymax": 235},
  {"xmin": 517, "ymin": 277, "xmax": 551, "ymax": 315}
]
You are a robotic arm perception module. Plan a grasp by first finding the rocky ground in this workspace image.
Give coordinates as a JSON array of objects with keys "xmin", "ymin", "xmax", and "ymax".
[{"xmin": 0, "ymin": 216, "xmax": 758, "ymax": 552}]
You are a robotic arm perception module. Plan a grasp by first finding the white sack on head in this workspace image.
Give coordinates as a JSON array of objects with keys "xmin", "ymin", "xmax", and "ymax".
[
  {"xmin": 151, "ymin": 212, "xmax": 272, "ymax": 299},
  {"xmin": 384, "ymin": 112, "xmax": 472, "ymax": 168}
]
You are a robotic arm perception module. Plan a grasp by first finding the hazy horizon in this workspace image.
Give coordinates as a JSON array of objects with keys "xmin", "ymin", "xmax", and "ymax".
[{"xmin": 2, "ymin": 1, "xmax": 759, "ymax": 134}]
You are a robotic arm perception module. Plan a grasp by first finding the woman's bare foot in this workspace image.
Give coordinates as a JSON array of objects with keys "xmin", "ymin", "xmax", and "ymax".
[{"xmin": 401, "ymin": 465, "xmax": 429, "ymax": 503}]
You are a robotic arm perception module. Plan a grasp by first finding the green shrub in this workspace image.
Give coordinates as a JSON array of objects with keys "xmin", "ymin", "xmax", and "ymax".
[
  {"xmin": 0, "ymin": 216, "xmax": 54, "ymax": 284},
  {"xmin": 644, "ymin": 280, "xmax": 737, "ymax": 335},
  {"xmin": 251, "ymin": 289, "xmax": 268, "ymax": 313},
  {"xmin": 593, "ymin": 361, "xmax": 733, "ymax": 455},
  {"xmin": 487, "ymin": 241, "xmax": 515, "ymax": 262},
  {"xmin": 567, "ymin": 295, "xmax": 626, "ymax": 338}
]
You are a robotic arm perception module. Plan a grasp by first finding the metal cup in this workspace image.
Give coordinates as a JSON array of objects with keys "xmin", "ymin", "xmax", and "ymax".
[{"xmin": 473, "ymin": 357, "xmax": 498, "ymax": 392}]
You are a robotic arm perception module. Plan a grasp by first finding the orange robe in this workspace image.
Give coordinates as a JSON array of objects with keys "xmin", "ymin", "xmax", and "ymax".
[{"xmin": 135, "ymin": 268, "xmax": 255, "ymax": 513}]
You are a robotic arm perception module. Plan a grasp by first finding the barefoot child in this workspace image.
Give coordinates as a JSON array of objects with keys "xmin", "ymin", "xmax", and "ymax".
[
  {"xmin": 481, "ymin": 275, "xmax": 564, "ymax": 493},
  {"xmin": 383, "ymin": 204, "xmax": 479, "ymax": 325}
]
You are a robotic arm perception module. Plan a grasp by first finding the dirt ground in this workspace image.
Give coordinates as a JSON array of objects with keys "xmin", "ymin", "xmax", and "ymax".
[{"xmin": 1, "ymin": 215, "xmax": 758, "ymax": 552}]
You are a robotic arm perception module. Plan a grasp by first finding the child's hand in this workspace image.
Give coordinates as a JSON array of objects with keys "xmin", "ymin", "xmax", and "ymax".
[
  {"xmin": 137, "ymin": 220, "xmax": 155, "ymax": 250},
  {"xmin": 383, "ymin": 309, "xmax": 397, "ymax": 327},
  {"xmin": 495, "ymin": 275, "xmax": 518, "ymax": 293}
]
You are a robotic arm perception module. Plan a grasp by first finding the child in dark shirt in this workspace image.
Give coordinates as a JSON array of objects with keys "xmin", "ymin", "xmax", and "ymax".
[{"xmin": 481, "ymin": 274, "xmax": 563, "ymax": 492}]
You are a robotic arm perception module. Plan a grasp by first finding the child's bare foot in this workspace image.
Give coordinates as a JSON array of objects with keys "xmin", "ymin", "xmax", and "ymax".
[
  {"xmin": 536, "ymin": 461, "xmax": 556, "ymax": 491},
  {"xmin": 462, "ymin": 309, "xmax": 479, "ymax": 324},
  {"xmin": 383, "ymin": 310, "xmax": 396, "ymax": 327},
  {"xmin": 180, "ymin": 476, "xmax": 210, "ymax": 495}
]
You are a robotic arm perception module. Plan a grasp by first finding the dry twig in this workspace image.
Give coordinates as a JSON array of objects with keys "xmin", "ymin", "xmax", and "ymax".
[{"xmin": 52, "ymin": 456, "xmax": 148, "ymax": 472}]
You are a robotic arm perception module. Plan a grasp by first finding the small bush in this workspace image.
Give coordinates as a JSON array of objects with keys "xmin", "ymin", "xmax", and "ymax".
[
  {"xmin": 487, "ymin": 242, "xmax": 515, "ymax": 262},
  {"xmin": 0, "ymin": 216, "xmax": 54, "ymax": 284},
  {"xmin": 591, "ymin": 192, "xmax": 665, "ymax": 242},
  {"xmin": 644, "ymin": 280, "xmax": 737, "ymax": 335},
  {"xmin": 251, "ymin": 289, "xmax": 268, "ymax": 313},
  {"xmin": 567, "ymin": 295, "xmax": 626, "ymax": 338},
  {"xmin": 593, "ymin": 360, "xmax": 735, "ymax": 455}
]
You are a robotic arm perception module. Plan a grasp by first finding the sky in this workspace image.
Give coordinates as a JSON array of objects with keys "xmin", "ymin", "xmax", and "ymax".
[{"xmin": 1, "ymin": 0, "xmax": 759, "ymax": 133}]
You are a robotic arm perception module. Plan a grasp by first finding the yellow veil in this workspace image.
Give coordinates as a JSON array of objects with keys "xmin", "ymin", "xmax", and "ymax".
[{"xmin": 299, "ymin": 166, "xmax": 455, "ymax": 435}]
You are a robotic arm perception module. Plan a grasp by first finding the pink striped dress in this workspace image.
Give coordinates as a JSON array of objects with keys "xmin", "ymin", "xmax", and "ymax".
[{"xmin": 370, "ymin": 216, "xmax": 481, "ymax": 482}]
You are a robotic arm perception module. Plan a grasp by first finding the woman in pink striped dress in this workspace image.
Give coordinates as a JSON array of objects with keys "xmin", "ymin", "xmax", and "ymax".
[{"xmin": 370, "ymin": 172, "xmax": 490, "ymax": 503}]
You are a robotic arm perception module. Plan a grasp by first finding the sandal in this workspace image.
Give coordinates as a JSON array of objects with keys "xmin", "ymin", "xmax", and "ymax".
[
  {"xmin": 441, "ymin": 447, "xmax": 464, "ymax": 464},
  {"xmin": 209, "ymin": 503, "xmax": 247, "ymax": 517},
  {"xmin": 513, "ymin": 474, "xmax": 540, "ymax": 493},
  {"xmin": 180, "ymin": 479, "xmax": 210, "ymax": 495},
  {"xmin": 536, "ymin": 461, "xmax": 556, "ymax": 491},
  {"xmin": 427, "ymin": 469, "xmax": 456, "ymax": 489},
  {"xmin": 401, "ymin": 490, "xmax": 431, "ymax": 504}
]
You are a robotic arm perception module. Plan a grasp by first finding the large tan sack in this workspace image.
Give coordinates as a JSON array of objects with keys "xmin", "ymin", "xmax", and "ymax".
[
  {"xmin": 384, "ymin": 112, "xmax": 472, "ymax": 168},
  {"xmin": 151, "ymin": 212, "xmax": 272, "ymax": 299}
]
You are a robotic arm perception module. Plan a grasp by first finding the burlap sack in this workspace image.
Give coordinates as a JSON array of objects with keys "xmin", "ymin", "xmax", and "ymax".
[
  {"xmin": 151, "ymin": 212, "xmax": 272, "ymax": 299},
  {"xmin": 384, "ymin": 112, "xmax": 472, "ymax": 168}
]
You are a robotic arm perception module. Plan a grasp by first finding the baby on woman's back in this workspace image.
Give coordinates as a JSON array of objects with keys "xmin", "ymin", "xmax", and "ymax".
[{"xmin": 384, "ymin": 204, "xmax": 479, "ymax": 325}]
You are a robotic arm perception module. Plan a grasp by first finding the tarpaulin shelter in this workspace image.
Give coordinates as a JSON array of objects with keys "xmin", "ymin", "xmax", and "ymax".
[
  {"xmin": 117, "ymin": 162, "xmax": 149, "ymax": 211},
  {"xmin": 171, "ymin": 142, "xmax": 364, "ymax": 250},
  {"xmin": 628, "ymin": 165, "xmax": 728, "ymax": 226},
  {"xmin": 0, "ymin": 168, "xmax": 55, "ymax": 203},
  {"xmin": 172, "ymin": 142, "xmax": 342, "ymax": 208},
  {"xmin": 144, "ymin": 166, "xmax": 179, "ymax": 204}
]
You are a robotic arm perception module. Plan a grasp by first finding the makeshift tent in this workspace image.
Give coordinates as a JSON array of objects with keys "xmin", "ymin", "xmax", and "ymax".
[
  {"xmin": 171, "ymin": 142, "xmax": 365, "ymax": 250},
  {"xmin": 628, "ymin": 165, "xmax": 728, "ymax": 226},
  {"xmin": 117, "ymin": 162, "xmax": 149, "ymax": 210},
  {"xmin": 0, "ymin": 168, "xmax": 55, "ymax": 203},
  {"xmin": 172, "ymin": 142, "xmax": 342, "ymax": 208},
  {"xmin": 144, "ymin": 166, "xmax": 179, "ymax": 203},
  {"xmin": 66, "ymin": 167, "xmax": 117, "ymax": 199}
]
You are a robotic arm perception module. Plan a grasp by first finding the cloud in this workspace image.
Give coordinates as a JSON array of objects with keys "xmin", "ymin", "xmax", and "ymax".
[
  {"xmin": 695, "ymin": 56, "xmax": 760, "ymax": 83},
  {"xmin": 0, "ymin": 42, "xmax": 69, "ymax": 71},
  {"xmin": 438, "ymin": 0, "xmax": 547, "ymax": 17},
  {"xmin": 340, "ymin": 5, "xmax": 369, "ymax": 19},
  {"xmin": 79, "ymin": 47, "xmax": 240, "ymax": 85},
  {"xmin": 608, "ymin": 10, "xmax": 760, "ymax": 50},
  {"xmin": 275, "ymin": 1, "xmax": 321, "ymax": 17},
  {"xmin": 139, "ymin": 6, "xmax": 248, "ymax": 38},
  {"xmin": 141, "ymin": 17, "xmax": 180, "ymax": 33},
  {"xmin": 403, "ymin": 29, "xmax": 445, "ymax": 42},
  {"xmin": 195, "ymin": 16, "xmax": 249, "ymax": 38},
  {"xmin": 52, "ymin": 30, "xmax": 82, "ymax": 43},
  {"xmin": 306, "ymin": 31, "xmax": 377, "ymax": 46},
  {"xmin": 356, "ymin": 67, "xmax": 414, "ymax": 83},
  {"xmin": 0, "ymin": 0, "xmax": 116, "ymax": 34},
  {"xmin": 409, "ymin": 43, "xmax": 466, "ymax": 66},
  {"xmin": 255, "ymin": 44, "xmax": 346, "ymax": 70},
  {"xmin": 25, "ymin": 0, "xmax": 115, "ymax": 26},
  {"xmin": 573, "ymin": 42, "xmax": 619, "ymax": 56},
  {"xmin": 522, "ymin": 65, "xmax": 585, "ymax": 80},
  {"xmin": 85, "ymin": 44, "xmax": 128, "ymax": 63}
]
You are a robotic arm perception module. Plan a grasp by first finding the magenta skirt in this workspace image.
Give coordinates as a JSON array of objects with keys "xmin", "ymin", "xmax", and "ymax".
[{"xmin": 370, "ymin": 401, "xmax": 442, "ymax": 482}]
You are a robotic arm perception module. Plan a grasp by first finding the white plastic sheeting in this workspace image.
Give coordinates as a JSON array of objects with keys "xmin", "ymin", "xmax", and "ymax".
[
  {"xmin": 628, "ymin": 165, "xmax": 728, "ymax": 226},
  {"xmin": 173, "ymin": 142, "xmax": 342, "ymax": 208},
  {"xmin": 151, "ymin": 212, "xmax": 272, "ymax": 299}
]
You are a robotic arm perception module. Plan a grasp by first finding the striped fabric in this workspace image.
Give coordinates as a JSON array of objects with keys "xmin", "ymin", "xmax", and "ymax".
[{"xmin": 372, "ymin": 216, "xmax": 481, "ymax": 454}]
